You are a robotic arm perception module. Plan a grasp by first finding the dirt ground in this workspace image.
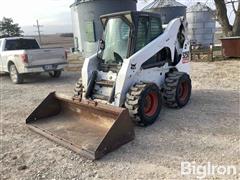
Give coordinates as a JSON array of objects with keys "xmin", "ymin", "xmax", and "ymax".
[{"xmin": 0, "ymin": 61, "xmax": 239, "ymax": 180}]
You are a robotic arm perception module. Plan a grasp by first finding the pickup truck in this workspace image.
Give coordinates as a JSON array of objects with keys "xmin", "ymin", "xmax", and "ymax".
[{"xmin": 0, "ymin": 37, "xmax": 68, "ymax": 84}]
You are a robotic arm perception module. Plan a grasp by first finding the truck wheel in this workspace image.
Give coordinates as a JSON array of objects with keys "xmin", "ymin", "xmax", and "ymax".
[
  {"xmin": 125, "ymin": 83, "xmax": 162, "ymax": 126},
  {"xmin": 9, "ymin": 64, "xmax": 23, "ymax": 84},
  {"xmin": 49, "ymin": 70, "xmax": 62, "ymax": 78},
  {"xmin": 163, "ymin": 71, "xmax": 192, "ymax": 108},
  {"xmin": 73, "ymin": 78, "xmax": 83, "ymax": 101}
]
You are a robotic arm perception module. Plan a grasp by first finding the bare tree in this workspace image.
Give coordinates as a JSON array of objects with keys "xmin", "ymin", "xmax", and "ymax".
[{"xmin": 212, "ymin": 0, "xmax": 239, "ymax": 36}]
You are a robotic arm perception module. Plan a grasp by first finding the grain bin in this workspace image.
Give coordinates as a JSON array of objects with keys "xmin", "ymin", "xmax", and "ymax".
[
  {"xmin": 142, "ymin": 0, "xmax": 186, "ymax": 24},
  {"xmin": 70, "ymin": 0, "xmax": 137, "ymax": 57},
  {"xmin": 187, "ymin": 2, "xmax": 216, "ymax": 47}
]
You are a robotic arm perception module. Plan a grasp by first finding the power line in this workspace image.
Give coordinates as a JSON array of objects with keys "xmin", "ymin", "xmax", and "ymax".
[{"xmin": 33, "ymin": 20, "xmax": 43, "ymax": 45}]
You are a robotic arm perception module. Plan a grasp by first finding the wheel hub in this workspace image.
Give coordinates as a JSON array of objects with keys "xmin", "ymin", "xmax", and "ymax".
[
  {"xmin": 179, "ymin": 81, "xmax": 189, "ymax": 101},
  {"xmin": 144, "ymin": 92, "xmax": 158, "ymax": 117},
  {"xmin": 10, "ymin": 67, "xmax": 17, "ymax": 82}
]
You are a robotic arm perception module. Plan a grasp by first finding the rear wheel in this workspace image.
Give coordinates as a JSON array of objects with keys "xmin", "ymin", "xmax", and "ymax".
[
  {"xmin": 49, "ymin": 70, "xmax": 62, "ymax": 78},
  {"xmin": 9, "ymin": 64, "xmax": 23, "ymax": 84},
  {"xmin": 125, "ymin": 83, "xmax": 162, "ymax": 126},
  {"xmin": 163, "ymin": 71, "xmax": 192, "ymax": 108}
]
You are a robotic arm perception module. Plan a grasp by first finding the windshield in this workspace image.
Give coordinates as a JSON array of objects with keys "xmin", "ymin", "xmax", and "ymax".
[{"xmin": 101, "ymin": 18, "xmax": 130, "ymax": 64}]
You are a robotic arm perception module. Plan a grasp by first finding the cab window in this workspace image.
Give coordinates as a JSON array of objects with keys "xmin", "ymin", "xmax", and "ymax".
[
  {"xmin": 149, "ymin": 17, "xmax": 163, "ymax": 41},
  {"xmin": 135, "ymin": 16, "xmax": 163, "ymax": 52},
  {"xmin": 135, "ymin": 16, "xmax": 149, "ymax": 52}
]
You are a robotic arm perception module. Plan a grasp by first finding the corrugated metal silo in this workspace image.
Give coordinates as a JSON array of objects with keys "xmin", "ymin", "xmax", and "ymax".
[
  {"xmin": 187, "ymin": 2, "xmax": 216, "ymax": 47},
  {"xmin": 71, "ymin": 0, "xmax": 137, "ymax": 57},
  {"xmin": 142, "ymin": 0, "xmax": 187, "ymax": 24}
]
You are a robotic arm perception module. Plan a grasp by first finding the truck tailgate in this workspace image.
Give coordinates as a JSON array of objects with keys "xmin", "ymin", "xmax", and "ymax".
[{"xmin": 26, "ymin": 48, "xmax": 66, "ymax": 66}]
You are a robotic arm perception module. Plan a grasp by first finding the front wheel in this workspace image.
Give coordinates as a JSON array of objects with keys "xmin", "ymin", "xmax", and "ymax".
[
  {"xmin": 49, "ymin": 70, "xmax": 62, "ymax": 78},
  {"xmin": 125, "ymin": 83, "xmax": 162, "ymax": 126},
  {"xmin": 9, "ymin": 64, "xmax": 23, "ymax": 84}
]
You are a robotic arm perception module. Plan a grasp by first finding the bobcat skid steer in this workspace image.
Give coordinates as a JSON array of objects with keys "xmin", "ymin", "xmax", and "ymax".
[{"xmin": 26, "ymin": 11, "xmax": 191, "ymax": 160}]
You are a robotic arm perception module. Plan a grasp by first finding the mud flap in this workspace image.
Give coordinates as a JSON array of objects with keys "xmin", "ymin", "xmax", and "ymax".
[{"xmin": 26, "ymin": 92, "xmax": 135, "ymax": 160}]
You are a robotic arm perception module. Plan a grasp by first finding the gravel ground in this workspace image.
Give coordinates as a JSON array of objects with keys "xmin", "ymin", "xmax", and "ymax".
[{"xmin": 1, "ymin": 61, "xmax": 239, "ymax": 180}]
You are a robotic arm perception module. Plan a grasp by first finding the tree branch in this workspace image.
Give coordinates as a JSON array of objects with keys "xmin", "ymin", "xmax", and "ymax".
[
  {"xmin": 232, "ymin": 0, "xmax": 240, "ymax": 36},
  {"xmin": 214, "ymin": 0, "xmax": 233, "ymax": 36},
  {"xmin": 226, "ymin": 0, "xmax": 238, "ymax": 14}
]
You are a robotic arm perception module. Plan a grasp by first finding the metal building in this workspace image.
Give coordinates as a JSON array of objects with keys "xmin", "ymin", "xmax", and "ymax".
[
  {"xmin": 70, "ymin": 0, "xmax": 137, "ymax": 57},
  {"xmin": 186, "ymin": 2, "xmax": 216, "ymax": 47},
  {"xmin": 142, "ymin": 0, "xmax": 186, "ymax": 24}
]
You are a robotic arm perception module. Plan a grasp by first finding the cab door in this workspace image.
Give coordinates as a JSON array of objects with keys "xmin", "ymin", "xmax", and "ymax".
[{"xmin": 135, "ymin": 16, "xmax": 167, "ymax": 86}]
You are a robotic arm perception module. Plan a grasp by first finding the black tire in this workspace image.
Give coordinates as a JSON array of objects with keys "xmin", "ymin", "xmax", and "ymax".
[
  {"xmin": 9, "ymin": 64, "xmax": 23, "ymax": 84},
  {"xmin": 163, "ymin": 71, "xmax": 192, "ymax": 108},
  {"xmin": 85, "ymin": 71, "xmax": 98, "ymax": 98},
  {"xmin": 49, "ymin": 70, "xmax": 62, "ymax": 78},
  {"xmin": 125, "ymin": 83, "xmax": 162, "ymax": 126},
  {"xmin": 73, "ymin": 78, "xmax": 83, "ymax": 100}
]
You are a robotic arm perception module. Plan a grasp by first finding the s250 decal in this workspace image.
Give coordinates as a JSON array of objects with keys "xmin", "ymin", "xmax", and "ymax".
[{"xmin": 182, "ymin": 52, "xmax": 190, "ymax": 64}]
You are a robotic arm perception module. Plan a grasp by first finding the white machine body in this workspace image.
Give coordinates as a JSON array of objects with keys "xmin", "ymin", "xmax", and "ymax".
[{"xmin": 81, "ymin": 14, "xmax": 190, "ymax": 107}]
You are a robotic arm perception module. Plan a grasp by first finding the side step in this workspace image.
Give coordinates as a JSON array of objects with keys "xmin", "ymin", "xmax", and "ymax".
[
  {"xmin": 92, "ymin": 93, "xmax": 109, "ymax": 101},
  {"xmin": 95, "ymin": 80, "xmax": 115, "ymax": 87},
  {"xmin": 93, "ymin": 79, "xmax": 116, "ymax": 102}
]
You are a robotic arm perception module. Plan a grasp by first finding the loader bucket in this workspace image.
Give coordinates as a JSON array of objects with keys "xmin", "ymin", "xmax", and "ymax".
[{"xmin": 26, "ymin": 92, "xmax": 134, "ymax": 160}]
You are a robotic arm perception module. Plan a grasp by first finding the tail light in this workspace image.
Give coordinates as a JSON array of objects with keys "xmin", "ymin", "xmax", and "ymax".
[
  {"xmin": 64, "ymin": 51, "xmax": 68, "ymax": 60},
  {"xmin": 20, "ymin": 54, "xmax": 28, "ymax": 64}
]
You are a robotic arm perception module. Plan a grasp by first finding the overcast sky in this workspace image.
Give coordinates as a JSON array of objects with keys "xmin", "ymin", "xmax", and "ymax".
[{"xmin": 0, "ymin": 0, "xmax": 237, "ymax": 35}]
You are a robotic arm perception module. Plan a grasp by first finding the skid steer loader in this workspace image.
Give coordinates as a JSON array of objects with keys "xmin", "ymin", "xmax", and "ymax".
[{"xmin": 26, "ymin": 11, "xmax": 192, "ymax": 160}]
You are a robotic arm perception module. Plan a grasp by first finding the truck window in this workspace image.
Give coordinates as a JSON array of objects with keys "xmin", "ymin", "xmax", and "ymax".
[
  {"xmin": 0, "ymin": 40, "xmax": 2, "ymax": 49},
  {"xmin": 5, "ymin": 39, "xmax": 40, "ymax": 51}
]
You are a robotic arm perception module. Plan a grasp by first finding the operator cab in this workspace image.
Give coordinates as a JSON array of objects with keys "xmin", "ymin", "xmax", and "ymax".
[{"xmin": 98, "ymin": 11, "xmax": 164, "ymax": 70}]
